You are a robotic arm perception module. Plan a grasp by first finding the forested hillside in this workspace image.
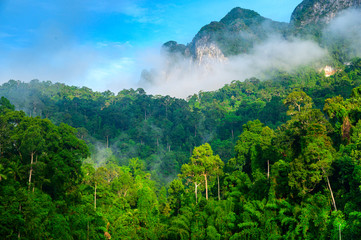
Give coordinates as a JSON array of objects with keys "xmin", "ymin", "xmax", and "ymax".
[
  {"xmin": 1, "ymin": 59, "xmax": 361, "ymax": 182},
  {"xmin": 1, "ymin": 58, "xmax": 361, "ymax": 239}
]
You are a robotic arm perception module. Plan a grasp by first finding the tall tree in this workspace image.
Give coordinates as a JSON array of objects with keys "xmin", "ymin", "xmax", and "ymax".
[
  {"xmin": 281, "ymin": 91, "xmax": 336, "ymax": 204},
  {"xmin": 230, "ymin": 120, "xmax": 275, "ymax": 176},
  {"xmin": 181, "ymin": 143, "xmax": 222, "ymax": 201}
]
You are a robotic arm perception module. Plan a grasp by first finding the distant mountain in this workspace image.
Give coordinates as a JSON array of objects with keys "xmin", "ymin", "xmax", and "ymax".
[
  {"xmin": 163, "ymin": 1, "xmax": 361, "ymax": 63},
  {"xmin": 163, "ymin": 7, "xmax": 288, "ymax": 63},
  {"xmin": 291, "ymin": 0, "xmax": 361, "ymax": 29}
]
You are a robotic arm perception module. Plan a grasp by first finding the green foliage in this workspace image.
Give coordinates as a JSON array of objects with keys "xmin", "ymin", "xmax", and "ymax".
[
  {"xmin": 230, "ymin": 120, "xmax": 275, "ymax": 178},
  {"xmin": 1, "ymin": 57, "xmax": 361, "ymax": 239},
  {"xmin": 0, "ymin": 96, "xmax": 15, "ymax": 113},
  {"xmin": 0, "ymin": 107, "xmax": 92, "ymax": 238},
  {"xmin": 1, "ymin": 59, "xmax": 361, "ymax": 185}
]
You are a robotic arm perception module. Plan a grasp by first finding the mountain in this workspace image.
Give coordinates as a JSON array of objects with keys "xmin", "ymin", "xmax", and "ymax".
[
  {"xmin": 163, "ymin": 7, "xmax": 289, "ymax": 63},
  {"xmin": 163, "ymin": 1, "xmax": 361, "ymax": 64},
  {"xmin": 291, "ymin": 0, "xmax": 361, "ymax": 29}
]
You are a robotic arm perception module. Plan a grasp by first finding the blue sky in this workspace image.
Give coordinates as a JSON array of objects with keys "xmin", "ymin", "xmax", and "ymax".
[{"xmin": 0, "ymin": 0, "xmax": 302, "ymax": 92}]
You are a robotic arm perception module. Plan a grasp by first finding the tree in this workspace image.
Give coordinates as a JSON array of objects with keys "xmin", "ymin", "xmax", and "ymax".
[
  {"xmin": 283, "ymin": 90, "xmax": 313, "ymax": 116},
  {"xmin": 181, "ymin": 143, "xmax": 223, "ymax": 201},
  {"xmin": 212, "ymin": 157, "xmax": 224, "ymax": 201},
  {"xmin": 0, "ymin": 163, "xmax": 7, "ymax": 181},
  {"xmin": 0, "ymin": 96, "xmax": 15, "ymax": 113},
  {"xmin": 12, "ymin": 117, "xmax": 45, "ymax": 190},
  {"xmin": 180, "ymin": 162, "xmax": 202, "ymax": 204},
  {"xmin": 168, "ymin": 179, "xmax": 185, "ymax": 215},
  {"xmin": 230, "ymin": 120, "xmax": 275, "ymax": 177},
  {"xmin": 280, "ymin": 92, "xmax": 336, "ymax": 204}
]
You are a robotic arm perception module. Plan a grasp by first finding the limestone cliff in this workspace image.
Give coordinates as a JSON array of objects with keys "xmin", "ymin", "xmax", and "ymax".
[
  {"xmin": 163, "ymin": 7, "xmax": 288, "ymax": 65},
  {"xmin": 291, "ymin": 0, "xmax": 361, "ymax": 28}
]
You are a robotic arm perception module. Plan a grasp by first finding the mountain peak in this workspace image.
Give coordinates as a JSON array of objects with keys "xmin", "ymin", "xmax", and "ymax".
[
  {"xmin": 162, "ymin": 6, "xmax": 289, "ymax": 63},
  {"xmin": 187, "ymin": 7, "xmax": 288, "ymax": 58},
  {"xmin": 220, "ymin": 7, "xmax": 262, "ymax": 25}
]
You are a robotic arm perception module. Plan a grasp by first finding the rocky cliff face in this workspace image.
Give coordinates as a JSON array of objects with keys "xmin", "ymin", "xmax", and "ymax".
[
  {"xmin": 162, "ymin": 1, "xmax": 360, "ymax": 65},
  {"xmin": 291, "ymin": 0, "xmax": 361, "ymax": 28},
  {"xmin": 163, "ymin": 7, "xmax": 288, "ymax": 64},
  {"xmin": 192, "ymin": 38, "xmax": 226, "ymax": 65}
]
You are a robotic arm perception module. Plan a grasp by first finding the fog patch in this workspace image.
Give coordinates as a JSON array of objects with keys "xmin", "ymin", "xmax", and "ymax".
[
  {"xmin": 139, "ymin": 35, "xmax": 327, "ymax": 98},
  {"xmin": 323, "ymin": 8, "xmax": 361, "ymax": 59}
]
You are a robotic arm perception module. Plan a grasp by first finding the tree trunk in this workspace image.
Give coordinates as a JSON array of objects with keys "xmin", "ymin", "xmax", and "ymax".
[
  {"xmin": 217, "ymin": 175, "xmax": 220, "ymax": 201},
  {"xmin": 33, "ymin": 155, "xmax": 38, "ymax": 192},
  {"xmin": 204, "ymin": 174, "xmax": 208, "ymax": 200},
  {"xmin": 322, "ymin": 168, "xmax": 337, "ymax": 211},
  {"xmin": 28, "ymin": 152, "xmax": 34, "ymax": 191},
  {"xmin": 195, "ymin": 182, "xmax": 200, "ymax": 204},
  {"xmin": 267, "ymin": 160, "xmax": 270, "ymax": 179},
  {"xmin": 94, "ymin": 183, "xmax": 97, "ymax": 210},
  {"xmin": 18, "ymin": 204, "xmax": 21, "ymax": 239},
  {"xmin": 87, "ymin": 220, "xmax": 89, "ymax": 240},
  {"xmin": 326, "ymin": 175, "xmax": 337, "ymax": 211}
]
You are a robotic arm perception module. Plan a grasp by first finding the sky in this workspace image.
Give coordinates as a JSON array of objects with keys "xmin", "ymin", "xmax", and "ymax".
[{"xmin": 0, "ymin": 0, "xmax": 303, "ymax": 93}]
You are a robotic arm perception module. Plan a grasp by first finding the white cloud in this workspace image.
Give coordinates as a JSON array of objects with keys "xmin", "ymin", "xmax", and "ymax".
[
  {"xmin": 138, "ymin": 35, "xmax": 327, "ymax": 98},
  {"xmin": 323, "ymin": 8, "xmax": 361, "ymax": 57},
  {"xmin": 0, "ymin": 38, "xmax": 139, "ymax": 92}
]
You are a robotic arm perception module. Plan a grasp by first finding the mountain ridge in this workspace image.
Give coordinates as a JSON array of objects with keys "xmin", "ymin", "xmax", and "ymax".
[
  {"xmin": 291, "ymin": 0, "xmax": 361, "ymax": 28},
  {"xmin": 163, "ymin": 7, "xmax": 289, "ymax": 63},
  {"xmin": 163, "ymin": 0, "xmax": 361, "ymax": 63}
]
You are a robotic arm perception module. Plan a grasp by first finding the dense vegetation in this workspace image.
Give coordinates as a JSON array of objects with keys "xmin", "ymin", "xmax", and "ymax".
[
  {"xmin": 1, "ymin": 57, "xmax": 361, "ymax": 239},
  {"xmin": 1, "ymin": 59, "xmax": 361, "ymax": 183}
]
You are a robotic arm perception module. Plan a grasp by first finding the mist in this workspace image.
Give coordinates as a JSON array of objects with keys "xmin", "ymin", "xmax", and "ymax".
[
  {"xmin": 1, "ymin": 2, "xmax": 360, "ymax": 99},
  {"xmin": 323, "ymin": 8, "xmax": 361, "ymax": 58},
  {"xmin": 139, "ymin": 9, "xmax": 361, "ymax": 98},
  {"xmin": 139, "ymin": 36, "xmax": 327, "ymax": 98}
]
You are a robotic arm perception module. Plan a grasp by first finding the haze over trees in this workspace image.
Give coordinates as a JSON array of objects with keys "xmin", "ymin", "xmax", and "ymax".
[{"xmin": 1, "ymin": 0, "xmax": 361, "ymax": 239}]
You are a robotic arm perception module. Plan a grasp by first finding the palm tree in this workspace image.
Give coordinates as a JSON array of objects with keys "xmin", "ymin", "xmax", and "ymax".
[{"xmin": 0, "ymin": 163, "xmax": 8, "ymax": 181}]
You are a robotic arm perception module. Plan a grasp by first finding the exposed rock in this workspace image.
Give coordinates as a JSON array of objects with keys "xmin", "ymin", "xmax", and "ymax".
[
  {"xmin": 321, "ymin": 65, "xmax": 337, "ymax": 77},
  {"xmin": 161, "ymin": 1, "xmax": 360, "ymax": 71},
  {"xmin": 191, "ymin": 36, "xmax": 227, "ymax": 65},
  {"xmin": 163, "ymin": 7, "xmax": 289, "ymax": 66},
  {"xmin": 291, "ymin": 0, "xmax": 361, "ymax": 28},
  {"xmin": 188, "ymin": 7, "xmax": 288, "ymax": 59}
]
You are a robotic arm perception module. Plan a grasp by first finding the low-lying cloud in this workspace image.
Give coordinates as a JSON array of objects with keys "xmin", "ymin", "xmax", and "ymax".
[
  {"xmin": 139, "ymin": 36, "xmax": 327, "ymax": 98},
  {"xmin": 323, "ymin": 8, "xmax": 361, "ymax": 58},
  {"xmin": 139, "ymin": 9, "xmax": 361, "ymax": 98},
  {"xmin": 1, "ymin": 4, "xmax": 360, "ymax": 99}
]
